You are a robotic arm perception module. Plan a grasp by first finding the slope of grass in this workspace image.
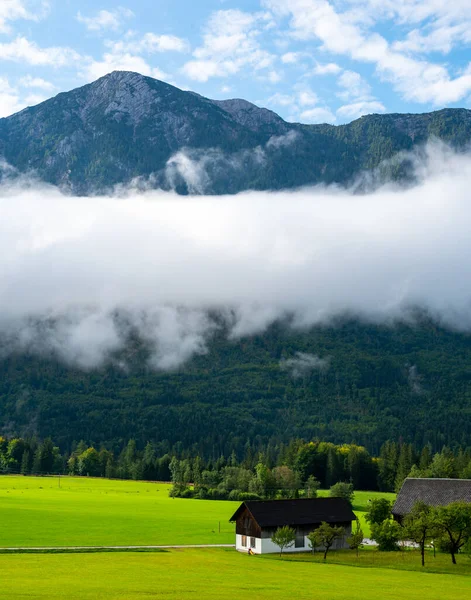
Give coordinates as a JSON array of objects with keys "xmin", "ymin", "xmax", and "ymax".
[
  {"xmin": 1, "ymin": 548, "xmax": 471, "ymax": 600},
  {"xmin": 0, "ymin": 476, "xmax": 237, "ymax": 547}
]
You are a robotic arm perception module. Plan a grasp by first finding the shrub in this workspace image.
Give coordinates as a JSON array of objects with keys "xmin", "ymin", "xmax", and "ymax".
[
  {"xmin": 228, "ymin": 489, "xmax": 242, "ymax": 501},
  {"xmin": 238, "ymin": 492, "xmax": 262, "ymax": 501},
  {"xmin": 329, "ymin": 482, "xmax": 354, "ymax": 505},
  {"xmin": 370, "ymin": 520, "xmax": 402, "ymax": 551}
]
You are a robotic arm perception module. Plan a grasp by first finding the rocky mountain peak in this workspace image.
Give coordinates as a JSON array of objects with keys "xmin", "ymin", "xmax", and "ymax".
[{"xmin": 210, "ymin": 98, "xmax": 287, "ymax": 131}]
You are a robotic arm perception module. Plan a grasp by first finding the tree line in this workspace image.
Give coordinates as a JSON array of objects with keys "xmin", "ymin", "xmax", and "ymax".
[{"xmin": 1, "ymin": 436, "xmax": 471, "ymax": 497}]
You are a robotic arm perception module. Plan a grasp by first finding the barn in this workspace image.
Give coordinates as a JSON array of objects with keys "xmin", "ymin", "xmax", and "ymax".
[
  {"xmin": 229, "ymin": 497, "xmax": 356, "ymax": 554},
  {"xmin": 392, "ymin": 478, "xmax": 471, "ymax": 523}
]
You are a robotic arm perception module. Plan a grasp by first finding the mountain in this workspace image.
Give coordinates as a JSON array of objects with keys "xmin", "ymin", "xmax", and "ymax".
[{"xmin": 1, "ymin": 71, "xmax": 471, "ymax": 193}]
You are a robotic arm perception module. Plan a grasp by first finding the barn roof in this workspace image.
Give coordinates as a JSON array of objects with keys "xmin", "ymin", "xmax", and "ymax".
[
  {"xmin": 392, "ymin": 478, "xmax": 471, "ymax": 516},
  {"xmin": 229, "ymin": 497, "xmax": 356, "ymax": 527}
]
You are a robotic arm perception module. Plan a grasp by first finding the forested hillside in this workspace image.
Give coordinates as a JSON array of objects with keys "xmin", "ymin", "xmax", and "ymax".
[{"xmin": 1, "ymin": 316, "xmax": 470, "ymax": 458}]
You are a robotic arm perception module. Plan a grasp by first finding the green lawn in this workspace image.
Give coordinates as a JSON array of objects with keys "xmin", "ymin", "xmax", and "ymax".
[
  {"xmin": 267, "ymin": 547, "xmax": 471, "ymax": 576},
  {"xmin": 0, "ymin": 476, "xmax": 394, "ymax": 547},
  {"xmin": 1, "ymin": 548, "xmax": 471, "ymax": 600},
  {"xmin": 1, "ymin": 477, "xmax": 469, "ymax": 599},
  {"xmin": 0, "ymin": 476, "xmax": 237, "ymax": 547}
]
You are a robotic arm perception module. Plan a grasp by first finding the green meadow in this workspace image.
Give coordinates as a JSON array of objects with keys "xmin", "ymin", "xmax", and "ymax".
[
  {"xmin": 1, "ymin": 476, "xmax": 470, "ymax": 599},
  {"xmin": 0, "ymin": 476, "xmax": 392, "ymax": 547},
  {"xmin": 0, "ymin": 476, "xmax": 236, "ymax": 547},
  {"xmin": 2, "ymin": 548, "xmax": 471, "ymax": 600}
]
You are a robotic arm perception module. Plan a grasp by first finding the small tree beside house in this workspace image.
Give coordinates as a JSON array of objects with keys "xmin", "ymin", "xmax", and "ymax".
[
  {"xmin": 271, "ymin": 526, "xmax": 296, "ymax": 557},
  {"xmin": 308, "ymin": 522, "xmax": 346, "ymax": 561},
  {"xmin": 403, "ymin": 501, "xmax": 438, "ymax": 567},
  {"xmin": 347, "ymin": 520, "xmax": 364, "ymax": 557},
  {"xmin": 434, "ymin": 502, "xmax": 471, "ymax": 565},
  {"xmin": 365, "ymin": 498, "xmax": 392, "ymax": 526}
]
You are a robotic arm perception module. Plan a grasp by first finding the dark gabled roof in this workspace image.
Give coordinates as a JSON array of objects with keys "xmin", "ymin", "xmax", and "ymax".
[
  {"xmin": 392, "ymin": 478, "xmax": 471, "ymax": 516},
  {"xmin": 229, "ymin": 497, "xmax": 356, "ymax": 527}
]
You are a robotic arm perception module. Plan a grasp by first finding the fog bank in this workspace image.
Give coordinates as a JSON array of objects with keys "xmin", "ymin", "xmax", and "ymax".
[{"xmin": 1, "ymin": 143, "xmax": 471, "ymax": 369}]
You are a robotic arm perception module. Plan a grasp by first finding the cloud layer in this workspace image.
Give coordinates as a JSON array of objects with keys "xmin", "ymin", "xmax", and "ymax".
[{"xmin": 2, "ymin": 143, "xmax": 471, "ymax": 369}]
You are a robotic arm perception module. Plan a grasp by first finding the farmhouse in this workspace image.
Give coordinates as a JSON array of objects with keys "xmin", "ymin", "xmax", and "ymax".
[
  {"xmin": 393, "ymin": 478, "xmax": 471, "ymax": 522},
  {"xmin": 229, "ymin": 497, "xmax": 356, "ymax": 554}
]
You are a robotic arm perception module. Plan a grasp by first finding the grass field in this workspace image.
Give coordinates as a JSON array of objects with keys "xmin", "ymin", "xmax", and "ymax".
[
  {"xmin": 0, "ymin": 476, "xmax": 236, "ymax": 547},
  {"xmin": 2, "ymin": 548, "xmax": 471, "ymax": 600},
  {"xmin": 267, "ymin": 547, "xmax": 471, "ymax": 576},
  {"xmin": 0, "ymin": 476, "xmax": 392, "ymax": 547},
  {"xmin": 1, "ymin": 476, "xmax": 470, "ymax": 599}
]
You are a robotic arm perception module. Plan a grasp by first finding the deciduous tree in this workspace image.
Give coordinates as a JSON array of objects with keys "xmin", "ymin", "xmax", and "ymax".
[
  {"xmin": 403, "ymin": 501, "xmax": 437, "ymax": 566},
  {"xmin": 308, "ymin": 522, "xmax": 345, "ymax": 560},
  {"xmin": 365, "ymin": 498, "xmax": 392, "ymax": 526},
  {"xmin": 271, "ymin": 526, "xmax": 296, "ymax": 557},
  {"xmin": 347, "ymin": 520, "xmax": 364, "ymax": 557},
  {"xmin": 435, "ymin": 502, "xmax": 471, "ymax": 564}
]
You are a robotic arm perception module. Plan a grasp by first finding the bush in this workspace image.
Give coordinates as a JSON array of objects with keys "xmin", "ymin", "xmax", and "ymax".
[
  {"xmin": 228, "ymin": 489, "xmax": 243, "ymax": 501},
  {"xmin": 329, "ymin": 482, "xmax": 354, "ymax": 505},
  {"xmin": 370, "ymin": 520, "xmax": 402, "ymax": 551},
  {"xmin": 194, "ymin": 488, "xmax": 208, "ymax": 499},
  {"xmin": 206, "ymin": 488, "xmax": 228, "ymax": 500},
  {"xmin": 238, "ymin": 492, "xmax": 262, "ymax": 501},
  {"xmin": 178, "ymin": 488, "xmax": 194, "ymax": 499}
]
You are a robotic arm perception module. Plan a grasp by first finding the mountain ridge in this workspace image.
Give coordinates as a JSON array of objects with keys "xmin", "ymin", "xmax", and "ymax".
[{"xmin": 1, "ymin": 70, "xmax": 471, "ymax": 194}]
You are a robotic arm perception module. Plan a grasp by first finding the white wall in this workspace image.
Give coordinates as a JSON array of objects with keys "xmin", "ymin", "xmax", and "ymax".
[
  {"xmin": 236, "ymin": 525, "xmax": 352, "ymax": 555},
  {"xmin": 236, "ymin": 533, "xmax": 262, "ymax": 553}
]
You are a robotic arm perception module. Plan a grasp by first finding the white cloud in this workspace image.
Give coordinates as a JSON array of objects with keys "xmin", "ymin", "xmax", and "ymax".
[
  {"xmin": 0, "ymin": 77, "xmax": 22, "ymax": 117},
  {"xmin": 300, "ymin": 106, "xmax": 336, "ymax": 123},
  {"xmin": 182, "ymin": 9, "xmax": 275, "ymax": 82},
  {"xmin": 105, "ymin": 33, "xmax": 190, "ymax": 54},
  {"xmin": 337, "ymin": 70, "xmax": 372, "ymax": 101},
  {"xmin": 263, "ymin": 0, "xmax": 471, "ymax": 105},
  {"xmin": 76, "ymin": 7, "xmax": 134, "ymax": 33},
  {"xmin": 83, "ymin": 52, "xmax": 168, "ymax": 82},
  {"xmin": 0, "ymin": 37, "xmax": 81, "ymax": 67},
  {"xmin": 280, "ymin": 352, "xmax": 330, "ymax": 378},
  {"xmin": 337, "ymin": 100, "xmax": 386, "ymax": 120},
  {"xmin": 298, "ymin": 90, "xmax": 319, "ymax": 106},
  {"xmin": 19, "ymin": 75, "xmax": 55, "ymax": 91},
  {"xmin": 281, "ymin": 52, "xmax": 303, "ymax": 64},
  {"xmin": 267, "ymin": 92, "xmax": 296, "ymax": 107},
  {"xmin": 266, "ymin": 70, "xmax": 282, "ymax": 83},
  {"xmin": 0, "ymin": 0, "xmax": 48, "ymax": 34},
  {"xmin": 4, "ymin": 144, "xmax": 471, "ymax": 369},
  {"xmin": 313, "ymin": 62, "xmax": 341, "ymax": 75},
  {"xmin": 22, "ymin": 92, "xmax": 47, "ymax": 106}
]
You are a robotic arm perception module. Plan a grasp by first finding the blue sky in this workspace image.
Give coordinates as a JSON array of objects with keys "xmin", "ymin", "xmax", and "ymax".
[{"xmin": 1, "ymin": 0, "xmax": 471, "ymax": 123}]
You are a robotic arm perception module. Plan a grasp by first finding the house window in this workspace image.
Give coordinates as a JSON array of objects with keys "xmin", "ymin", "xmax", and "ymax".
[
  {"xmin": 250, "ymin": 537, "xmax": 256, "ymax": 549},
  {"xmin": 295, "ymin": 534, "xmax": 305, "ymax": 548},
  {"xmin": 241, "ymin": 535, "xmax": 247, "ymax": 547}
]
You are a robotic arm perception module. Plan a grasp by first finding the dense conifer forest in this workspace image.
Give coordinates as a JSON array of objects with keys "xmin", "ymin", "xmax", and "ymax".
[{"xmin": 1, "ymin": 317, "xmax": 471, "ymax": 474}]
